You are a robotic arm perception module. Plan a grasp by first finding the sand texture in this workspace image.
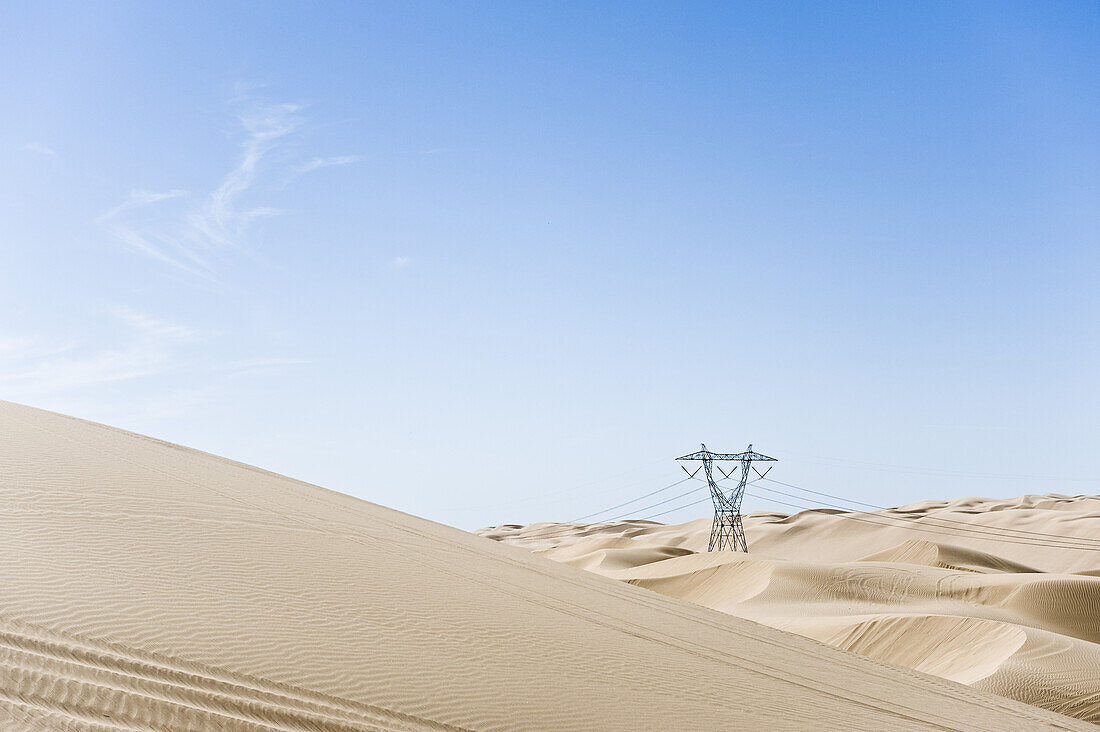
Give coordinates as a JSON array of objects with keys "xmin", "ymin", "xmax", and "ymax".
[
  {"xmin": 0, "ymin": 401, "xmax": 1091, "ymax": 731},
  {"xmin": 483, "ymin": 493, "xmax": 1100, "ymax": 724}
]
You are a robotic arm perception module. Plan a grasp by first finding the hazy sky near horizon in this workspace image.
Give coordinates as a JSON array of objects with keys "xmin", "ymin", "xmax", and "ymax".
[{"xmin": 2, "ymin": 2, "xmax": 1098, "ymax": 529}]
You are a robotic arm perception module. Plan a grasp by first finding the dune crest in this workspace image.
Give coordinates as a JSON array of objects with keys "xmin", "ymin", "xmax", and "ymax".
[
  {"xmin": 858, "ymin": 539, "xmax": 1043, "ymax": 574},
  {"xmin": 787, "ymin": 614, "xmax": 1028, "ymax": 685}
]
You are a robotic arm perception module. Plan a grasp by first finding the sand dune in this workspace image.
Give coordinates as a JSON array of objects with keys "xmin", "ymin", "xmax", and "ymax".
[
  {"xmin": 483, "ymin": 494, "xmax": 1100, "ymax": 724},
  {"xmin": 0, "ymin": 401, "xmax": 1091, "ymax": 730}
]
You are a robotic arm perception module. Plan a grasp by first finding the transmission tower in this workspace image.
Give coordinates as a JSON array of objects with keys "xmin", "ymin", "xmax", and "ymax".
[{"xmin": 677, "ymin": 444, "xmax": 777, "ymax": 552}]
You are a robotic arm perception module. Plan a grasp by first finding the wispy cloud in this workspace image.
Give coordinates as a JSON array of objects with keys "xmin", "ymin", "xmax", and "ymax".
[
  {"xmin": 217, "ymin": 356, "xmax": 312, "ymax": 374},
  {"xmin": 295, "ymin": 155, "xmax": 363, "ymax": 173},
  {"xmin": 0, "ymin": 310, "xmax": 200, "ymax": 399},
  {"xmin": 98, "ymin": 94, "xmax": 358, "ymax": 279},
  {"xmin": 0, "ymin": 335, "xmax": 76, "ymax": 363},
  {"xmin": 96, "ymin": 189, "xmax": 188, "ymax": 221},
  {"xmin": 22, "ymin": 142, "xmax": 57, "ymax": 157},
  {"xmin": 186, "ymin": 101, "xmax": 301, "ymax": 251},
  {"xmin": 94, "ymin": 189, "xmax": 211, "ymax": 277},
  {"xmin": 0, "ymin": 309, "xmax": 307, "ymax": 419},
  {"xmin": 111, "ymin": 307, "xmax": 201, "ymax": 340},
  {"xmin": 392, "ymin": 256, "xmax": 411, "ymax": 268}
]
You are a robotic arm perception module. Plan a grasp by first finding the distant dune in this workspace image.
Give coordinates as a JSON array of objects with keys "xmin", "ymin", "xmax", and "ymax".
[
  {"xmin": 482, "ymin": 493, "xmax": 1100, "ymax": 724},
  {"xmin": 0, "ymin": 401, "xmax": 1090, "ymax": 730}
]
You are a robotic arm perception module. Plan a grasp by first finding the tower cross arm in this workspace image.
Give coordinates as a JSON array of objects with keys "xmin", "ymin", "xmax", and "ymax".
[{"xmin": 677, "ymin": 450, "xmax": 777, "ymax": 462}]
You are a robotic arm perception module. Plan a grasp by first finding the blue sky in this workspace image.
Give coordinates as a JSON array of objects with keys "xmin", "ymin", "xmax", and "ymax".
[{"xmin": 2, "ymin": 2, "xmax": 1098, "ymax": 529}]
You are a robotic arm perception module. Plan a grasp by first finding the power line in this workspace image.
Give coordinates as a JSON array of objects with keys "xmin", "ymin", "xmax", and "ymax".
[
  {"xmin": 758, "ymin": 477, "xmax": 1100, "ymax": 549},
  {"xmin": 744, "ymin": 486, "xmax": 1100, "ymax": 552},
  {"xmin": 780, "ymin": 453, "xmax": 1100, "ymax": 484},
  {"xmin": 626, "ymin": 477, "xmax": 763, "ymax": 521},
  {"xmin": 502, "ymin": 476, "xmax": 735, "ymax": 544},
  {"xmin": 638, "ymin": 493, "xmax": 712, "ymax": 520},
  {"xmin": 570, "ymin": 477, "xmax": 691, "ymax": 522},
  {"xmin": 496, "ymin": 457, "xmax": 673, "ymax": 512},
  {"xmin": 503, "ymin": 477, "xmax": 764, "ymax": 544},
  {"xmin": 513, "ymin": 445, "xmax": 775, "ymax": 550},
  {"xmin": 745, "ymin": 489, "xmax": 1100, "ymax": 552},
  {"xmin": 614, "ymin": 481, "xmax": 713, "ymax": 518},
  {"xmin": 509, "ymin": 481, "xmax": 712, "ymax": 543},
  {"xmin": 759, "ymin": 477, "xmax": 879, "ymax": 510}
]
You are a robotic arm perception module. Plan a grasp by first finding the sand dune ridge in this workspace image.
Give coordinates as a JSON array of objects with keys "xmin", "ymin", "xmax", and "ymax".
[{"xmin": 486, "ymin": 493, "xmax": 1100, "ymax": 723}]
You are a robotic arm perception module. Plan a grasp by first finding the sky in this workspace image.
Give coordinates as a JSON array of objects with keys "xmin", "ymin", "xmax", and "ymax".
[{"xmin": 1, "ymin": 1, "xmax": 1098, "ymax": 530}]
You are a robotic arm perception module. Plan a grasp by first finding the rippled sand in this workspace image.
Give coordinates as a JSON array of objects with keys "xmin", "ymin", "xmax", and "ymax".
[
  {"xmin": 0, "ymin": 401, "xmax": 1089, "ymax": 730},
  {"xmin": 483, "ymin": 494, "xmax": 1100, "ymax": 724}
]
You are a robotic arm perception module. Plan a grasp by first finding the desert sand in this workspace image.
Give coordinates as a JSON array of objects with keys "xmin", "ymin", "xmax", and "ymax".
[
  {"xmin": 0, "ymin": 400, "xmax": 1091, "ymax": 731},
  {"xmin": 483, "ymin": 492, "xmax": 1100, "ymax": 724}
]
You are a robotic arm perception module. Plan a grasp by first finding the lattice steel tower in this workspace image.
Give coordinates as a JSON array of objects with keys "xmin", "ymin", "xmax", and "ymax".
[{"xmin": 677, "ymin": 444, "xmax": 777, "ymax": 552}]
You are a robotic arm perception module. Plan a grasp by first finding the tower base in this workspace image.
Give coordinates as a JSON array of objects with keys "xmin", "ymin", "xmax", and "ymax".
[{"xmin": 708, "ymin": 511, "xmax": 748, "ymax": 552}]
